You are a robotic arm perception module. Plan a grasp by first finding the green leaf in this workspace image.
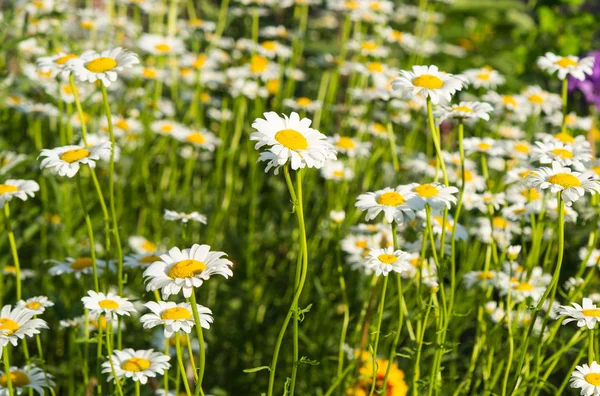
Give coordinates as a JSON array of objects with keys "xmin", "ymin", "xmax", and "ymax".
[{"xmin": 243, "ymin": 366, "xmax": 271, "ymax": 373}]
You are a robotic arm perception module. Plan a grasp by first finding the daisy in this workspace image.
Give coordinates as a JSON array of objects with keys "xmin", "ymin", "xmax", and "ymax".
[
  {"xmin": 330, "ymin": 210, "xmax": 346, "ymax": 224},
  {"xmin": 0, "ymin": 365, "xmax": 55, "ymax": 395},
  {"xmin": 434, "ymin": 101, "xmax": 493, "ymax": 124},
  {"xmin": 570, "ymin": 361, "xmax": 600, "ymax": 395},
  {"xmin": 128, "ymin": 236, "xmax": 158, "ymax": 255},
  {"xmin": 172, "ymin": 129, "xmax": 221, "ymax": 152},
  {"xmin": 283, "ymin": 97, "xmax": 322, "ymax": 112},
  {"xmin": 140, "ymin": 301, "xmax": 212, "ymax": 337},
  {"xmin": 463, "ymin": 270, "xmax": 497, "ymax": 289},
  {"xmin": 257, "ymin": 40, "xmax": 292, "ymax": 59},
  {"xmin": 409, "ymin": 182, "xmax": 459, "ymax": 209},
  {"xmin": 163, "ymin": 210, "xmax": 207, "ymax": 224},
  {"xmin": 102, "ymin": 349, "xmax": 170, "ymax": 384},
  {"xmin": 530, "ymin": 141, "xmax": 591, "ymax": 170},
  {"xmin": 581, "ymin": 248, "xmax": 600, "ymax": 268},
  {"xmin": 143, "ymin": 244, "xmax": 234, "ymax": 299},
  {"xmin": 463, "ymin": 137, "xmax": 504, "ymax": 157},
  {"xmin": 329, "ymin": 135, "xmax": 371, "ymax": 158},
  {"xmin": 355, "ymin": 186, "xmax": 421, "ymax": 224},
  {"xmin": 16, "ymin": 297, "xmax": 54, "ymax": 316},
  {"xmin": 392, "ymin": 65, "xmax": 463, "ymax": 104},
  {"xmin": 522, "ymin": 85, "xmax": 562, "ymax": 115},
  {"xmin": 526, "ymin": 161, "xmax": 600, "ymax": 205},
  {"xmin": 463, "ymin": 67, "xmax": 505, "ymax": 89},
  {"xmin": 557, "ymin": 298, "xmax": 600, "ymax": 329},
  {"xmin": 38, "ymin": 142, "xmax": 112, "ymax": 178},
  {"xmin": 81, "ymin": 291, "xmax": 136, "ymax": 320},
  {"xmin": 124, "ymin": 253, "xmax": 164, "ymax": 269},
  {"xmin": 365, "ymin": 247, "xmax": 412, "ymax": 276},
  {"xmin": 496, "ymin": 268, "xmax": 550, "ymax": 303},
  {"xmin": 66, "ymin": 48, "xmax": 139, "ymax": 87},
  {"xmin": 36, "ymin": 51, "xmax": 80, "ymax": 77},
  {"xmin": 0, "ymin": 180, "xmax": 39, "ymax": 208},
  {"xmin": 137, "ymin": 34, "xmax": 185, "ymax": 56},
  {"xmin": 250, "ymin": 112, "xmax": 336, "ymax": 172},
  {"xmin": 48, "ymin": 257, "xmax": 109, "ymax": 278},
  {"xmin": 537, "ymin": 52, "xmax": 595, "ymax": 81},
  {"xmin": 320, "ymin": 160, "xmax": 354, "ymax": 181},
  {"xmin": 0, "ymin": 305, "xmax": 48, "ymax": 349}
]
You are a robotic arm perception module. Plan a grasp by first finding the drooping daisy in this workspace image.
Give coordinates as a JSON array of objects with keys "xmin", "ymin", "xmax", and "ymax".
[
  {"xmin": 0, "ymin": 305, "xmax": 48, "ymax": 349},
  {"xmin": 16, "ymin": 297, "xmax": 54, "ymax": 316},
  {"xmin": 250, "ymin": 112, "xmax": 336, "ymax": 172},
  {"xmin": 143, "ymin": 244, "xmax": 234, "ymax": 299},
  {"xmin": 570, "ymin": 361, "xmax": 600, "ymax": 396},
  {"xmin": 365, "ymin": 247, "xmax": 412, "ymax": 276},
  {"xmin": 140, "ymin": 301, "xmax": 212, "ymax": 337},
  {"xmin": 526, "ymin": 161, "xmax": 600, "ymax": 205},
  {"xmin": 537, "ymin": 52, "xmax": 595, "ymax": 81},
  {"xmin": 0, "ymin": 180, "xmax": 39, "ymax": 208},
  {"xmin": 557, "ymin": 298, "xmax": 600, "ymax": 329},
  {"xmin": 137, "ymin": 34, "xmax": 185, "ymax": 56},
  {"xmin": 163, "ymin": 210, "xmax": 207, "ymax": 224},
  {"xmin": 0, "ymin": 365, "xmax": 55, "ymax": 395},
  {"xmin": 392, "ymin": 65, "xmax": 463, "ymax": 104},
  {"xmin": 66, "ymin": 48, "xmax": 139, "ymax": 87},
  {"xmin": 410, "ymin": 182, "xmax": 459, "ymax": 209},
  {"xmin": 355, "ymin": 186, "xmax": 421, "ymax": 224},
  {"xmin": 38, "ymin": 143, "xmax": 112, "ymax": 178},
  {"xmin": 102, "ymin": 349, "xmax": 170, "ymax": 385},
  {"xmin": 81, "ymin": 291, "xmax": 136, "ymax": 320},
  {"xmin": 434, "ymin": 101, "xmax": 494, "ymax": 124}
]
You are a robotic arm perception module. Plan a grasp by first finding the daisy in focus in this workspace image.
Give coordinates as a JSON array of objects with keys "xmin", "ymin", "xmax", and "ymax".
[
  {"xmin": 365, "ymin": 247, "xmax": 412, "ymax": 276},
  {"xmin": 66, "ymin": 48, "xmax": 139, "ymax": 86},
  {"xmin": 140, "ymin": 301, "xmax": 213, "ymax": 337},
  {"xmin": 81, "ymin": 291, "xmax": 136, "ymax": 320},
  {"xmin": 537, "ymin": 52, "xmax": 595, "ymax": 81},
  {"xmin": 570, "ymin": 361, "xmax": 600, "ymax": 396},
  {"xmin": 38, "ymin": 143, "xmax": 112, "ymax": 178},
  {"xmin": 355, "ymin": 186, "xmax": 421, "ymax": 224},
  {"xmin": 526, "ymin": 161, "xmax": 600, "ymax": 205},
  {"xmin": 102, "ymin": 348, "xmax": 170, "ymax": 384},
  {"xmin": 392, "ymin": 65, "xmax": 463, "ymax": 104},
  {"xmin": 16, "ymin": 296, "xmax": 54, "ymax": 316},
  {"xmin": 557, "ymin": 298, "xmax": 600, "ymax": 329}
]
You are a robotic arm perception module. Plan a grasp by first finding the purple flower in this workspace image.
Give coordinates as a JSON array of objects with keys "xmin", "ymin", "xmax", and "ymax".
[{"xmin": 569, "ymin": 51, "xmax": 600, "ymax": 110}]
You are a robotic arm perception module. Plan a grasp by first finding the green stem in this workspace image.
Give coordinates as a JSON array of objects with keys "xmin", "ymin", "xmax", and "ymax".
[
  {"xmin": 426, "ymin": 98, "xmax": 448, "ymax": 185},
  {"xmin": 176, "ymin": 333, "xmax": 192, "ymax": 396},
  {"xmin": 105, "ymin": 316, "xmax": 124, "ymax": 396},
  {"xmin": 188, "ymin": 292, "xmax": 206, "ymax": 396},
  {"xmin": 368, "ymin": 276, "xmax": 388, "ymax": 396},
  {"xmin": 561, "ymin": 78, "xmax": 568, "ymax": 135},
  {"xmin": 3, "ymin": 346, "xmax": 14, "ymax": 396},
  {"xmin": 590, "ymin": 328, "xmax": 595, "ymax": 365},
  {"xmin": 4, "ymin": 204, "xmax": 21, "ymax": 300},
  {"xmin": 75, "ymin": 173, "xmax": 100, "ymax": 292}
]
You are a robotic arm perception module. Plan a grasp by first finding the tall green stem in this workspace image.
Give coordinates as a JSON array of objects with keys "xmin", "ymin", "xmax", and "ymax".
[
  {"xmin": 4, "ymin": 204, "xmax": 21, "ymax": 300},
  {"xmin": 368, "ymin": 276, "xmax": 388, "ymax": 396},
  {"xmin": 3, "ymin": 346, "xmax": 14, "ymax": 396},
  {"xmin": 189, "ymin": 292, "xmax": 206, "ymax": 396},
  {"xmin": 75, "ymin": 173, "xmax": 100, "ymax": 292},
  {"xmin": 176, "ymin": 333, "xmax": 192, "ymax": 396}
]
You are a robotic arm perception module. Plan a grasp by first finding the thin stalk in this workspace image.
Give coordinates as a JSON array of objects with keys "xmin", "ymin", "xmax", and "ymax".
[
  {"xmin": 176, "ymin": 333, "xmax": 192, "ymax": 396},
  {"xmin": 188, "ymin": 292, "xmax": 206, "ymax": 396},
  {"xmin": 75, "ymin": 173, "xmax": 100, "ymax": 292},
  {"xmin": 4, "ymin": 204, "xmax": 22, "ymax": 300}
]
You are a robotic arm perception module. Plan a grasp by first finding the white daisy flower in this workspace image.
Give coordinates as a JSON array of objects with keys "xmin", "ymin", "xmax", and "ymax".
[
  {"xmin": 163, "ymin": 210, "xmax": 207, "ymax": 224},
  {"xmin": 365, "ymin": 247, "xmax": 412, "ymax": 276},
  {"xmin": 143, "ymin": 244, "xmax": 233, "ymax": 299},
  {"xmin": 463, "ymin": 137, "xmax": 504, "ymax": 157},
  {"xmin": 257, "ymin": 40, "xmax": 292, "ymax": 59},
  {"xmin": 140, "ymin": 301, "xmax": 212, "ymax": 338},
  {"xmin": 581, "ymin": 248, "xmax": 600, "ymax": 268},
  {"xmin": 409, "ymin": 182, "xmax": 459, "ymax": 209},
  {"xmin": 66, "ymin": 48, "xmax": 139, "ymax": 87},
  {"xmin": 547, "ymin": 112, "xmax": 593, "ymax": 131},
  {"xmin": 329, "ymin": 210, "xmax": 346, "ymax": 224},
  {"xmin": 0, "ymin": 180, "xmax": 39, "ymax": 208},
  {"xmin": 283, "ymin": 97, "xmax": 322, "ymax": 112},
  {"xmin": 36, "ymin": 52, "xmax": 81, "ymax": 78},
  {"xmin": 48, "ymin": 257, "xmax": 110, "ymax": 278},
  {"xmin": 522, "ymin": 85, "xmax": 562, "ymax": 115},
  {"xmin": 250, "ymin": 112, "xmax": 336, "ymax": 173},
  {"xmin": 355, "ymin": 186, "xmax": 421, "ymax": 224},
  {"xmin": 463, "ymin": 67, "xmax": 505, "ymax": 89},
  {"xmin": 137, "ymin": 34, "xmax": 185, "ymax": 56},
  {"xmin": 320, "ymin": 160, "xmax": 354, "ymax": 181},
  {"xmin": 531, "ymin": 141, "xmax": 591, "ymax": 170},
  {"xmin": 150, "ymin": 120, "xmax": 188, "ymax": 137},
  {"xmin": 526, "ymin": 161, "xmax": 600, "ymax": 206},
  {"xmin": 81, "ymin": 291, "xmax": 136, "ymax": 321},
  {"xmin": 0, "ymin": 305, "xmax": 48, "ymax": 349},
  {"xmin": 434, "ymin": 101, "xmax": 494, "ymax": 124},
  {"xmin": 392, "ymin": 65, "xmax": 463, "ymax": 104},
  {"xmin": 102, "ymin": 349, "xmax": 170, "ymax": 385},
  {"xmin": 0, "ymin": 365, "xmax": 55, "ymax": 395},
  {"xmin": 537, "ymin": 52, "xmax": 595, "ymax": 81},
  {"xmin": 496, "ymin": 267, "xmax": 551, "ymax": 303},
  {"xmin": 329, "ymin": 135, "xmax": 371, "ymax": 158},
  {"xmin": 124, "ymin": 253, "xmax": 164, "ymax": 269},
  {"xmin": 38, "ymin": 142, "xmax": 112, "ymax": 178},
  {"xmin": 570, "ymin": 361, "xmax": 600, "ymax": 395},
  {"xmin": 172, "ymin": 129, "xmax": 221, "ymax": 152},
  {"xmin": 557, "ymin": 298, "xmax": 600, "ymax": 329},
  {"xmin": 128, "ymin": 236, "xmax": 158, "ymax": 255},
  {"xmin": 16, "ymin": 297, "xmax": 54, "ymax": 316}
]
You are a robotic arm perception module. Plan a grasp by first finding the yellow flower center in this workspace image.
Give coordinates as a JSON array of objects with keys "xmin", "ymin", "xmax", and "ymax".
[
  {"xmin": 514, "ymin": 282, "xmax": 533, "ymax": 291},
  {"xmin": 592, "ymin": 166, "xmax": 600, "ymax": 177},
  {"xmin": 0, "ymin": 371, "xmax": 30, "ymax": 388},
  {"xmin": 519, "ymin": 170, "xmax": 536, "ymax": 179},
  {"xmin": 250, "ymin": 55, "xmax": 269, "ymax": 74},
  {"xmin": 185, "ymin": 132, "xmax": 206, "ymax": 145},
  {"xmin": 376, "ymin": 192, "xmax": 405, "ymax": 206},
  {"xmin": 585, "ymin": 373, "xmax": 600, "ymax": 386},
  {"xmin": 80, "ymin": 21, "xmax": 93, "ymax": 29},
  {"xmin": 38, "ymin": 70, "xmax": 52, "ymax": 78},
  {"xmin": 114, "ymin": 119, "xmax": 130, "ymax": 131},
  {"xmin": 274, "ymin": 129, "xmax": 308, "ymax": 150},
  {"xmin": 296, "ymin": 97, "xmax": 312, "ymax": 107},
  {"xmin": 453, "ymin": 106, "xmax": 473, "ymax": 113},
  {"xmin": 62, "ymin": 85, "xmax": 75, "ymax": 95},
  {"xmin": 0, "ymin": 185, "xmax": 19, "ymax": 194},
  {"xmin": 355, "ymin": 240, "xmax": 368, "ymax": 249},
  {"xmin": 514, "ymin": 143, "xmax": 530, "ymax": 153},
  {"xmin": 333, "ymin": 170, "xmax": 344, "ymax": 178},
  {"xmin": 345, "ymin": 0, "xmax": 358, "ymax": 9},
  {"xmin": 98, "ymin": 299, "xmax": 119, "ymax": 309},
  {"xmin": 56, "ymin": 54, "xmax": 77, "ymax": 65},
  {"xmin": 367, "ymin": 62, "xmax": 383, "ymax": 73},
  {"xmin": 261, "ymin": 41, "xmax": 277, "ymax": 51},
  {"xmin": 528, "ymin": 94, "xmax": 544, "ymax": 104},
  {"xmin": 0, "ymin": 318, "xmax": 20, "ymax": 335},
  {"xmin": 555, "ymin": 132, "xmax": 575, "ymax": 144},
  {"xmin": 554, "ymin": 57, "xmax": 578, "ymax": 68},
  {"xmin": 160, "ymin": 307, "xmax": 192, "ymax": 320},
  {"xmin": 492, "ymin": 217, "xmax": 508, "ymax": 229},
  {"xmin": 477, "ymin": 143, "xmax": 492, "ymax": 150},
  {"xmin": 521, "ymin": 188, "xmax": 541, "ymax": 201},
  {"xmin": 477, "ymin": 72, "xmax": 490, "ymax": 81},
  {"xmin": 161, "ymin": 124, "xmax": 173, "ymax": 134},
  {"xmin": 85, "ymin": 57, "xmax": 118, "ymax": 73},
  {"xmin": 143, "ymin": 68, "xmax": 157, "ymax": 79},
  {"xmin": 200, "ymin": 92, "xmax": 211, "ymax": 103},
  {"xmin": 121, "ymin": 357, "xmax": 151, "ymax": 372},
  {"xmin": 547, "ymin": 173, "xmax": 581, "ymax": 189},
  {"xmin": 459, "ymin": 170, "xmax": 474, "ymax": 182},
  {"xmin": 139, "ymin": 255, "xmax": 161, "ymax": 264},
  {"xmin": 60, "ymin": 148, "xmax": 90, "ymax": 163},
  {"xmin": 413, "ymin": 74, "xmax": 444, "ymax": 89},
  {"xmin": 155, "ymin": 43, "xmax": 171, "ymax": 52},
  {"xmin": 391, "ymin": 30, "xmax": 403, "ymax": 41},
  {"xmin": 336, "ymin": 137, "xmax": 355, "ymax": 150},
  {"xmin": 361, "ymin": 42, "xmax": 378, "ymax": 51},
  {"xmin": 373, "ymin": 123, "xmax": 386, "ymax": 133},
  {"xmin": 502, "ymin": 96, "xmax": 517, "ymax": 107},
  {"xmin": 414, "ymin": 184, "xmax": 439, "ymax": 198},
  {"xmin": 551, "ymin": 148, "xmax": 573, "ymax": 159},
  {"xmin": 71, "ymin": 257, "xmax": 93, "ymax": 270},
  {"xmin": 477, "ymin": 272, "xmax": 494, "ymax": 280},
  {"xmin": 192, "ymin": 54, "xmax": 206, "ymax": 69},
  {"xmin": 25, "ymin": 302, "xmax": 41, "ymax": 310},
  {"xmin": 582, "ymin": 309, "xmax": 600, "ymax": 318},
  {"xmin": 378, "ymin": 254, "xmax": 397, "ymax": 264},
  {"xmin": 168, "ymin": 259, "xmax": 207, "ymax": 279},
  {"xmin": 266, "ymin": 79, "xmax": 280, "ymax": 94},
  {"xmin": 565, "ymin": 115, "xmax": 575, "ymax": 125}
]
